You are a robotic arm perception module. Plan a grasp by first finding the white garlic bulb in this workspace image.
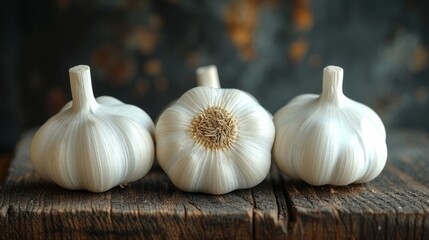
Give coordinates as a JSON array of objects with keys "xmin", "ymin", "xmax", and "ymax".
[
  {"xmin": 273, "ymin": 65, "xmax": 387, "ymax": 186},
  {"xmin": 156, "ymin": 65, "xmax": 275, "ymax": 195},
  {"xmin": 30, "ymin": 65, "xmax": 154, "ymax": 192}
]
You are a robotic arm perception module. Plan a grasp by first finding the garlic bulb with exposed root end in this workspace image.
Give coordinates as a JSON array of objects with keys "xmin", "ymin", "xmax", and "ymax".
[
  {"xmin": 30, "ymin": 65, "xmax": 154, "ymax": 192},
  {"xmin": 156, "ymin": 65, "xmax": 275, "ymax": 195},
  {"xmin": 273, "ymin": 65, "xmax": 387, "ymax": 186}
]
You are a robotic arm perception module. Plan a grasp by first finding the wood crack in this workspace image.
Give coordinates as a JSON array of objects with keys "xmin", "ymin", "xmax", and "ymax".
[
  {"xmin": 7, "ymin": 206, "xmax": 21, "ymax": 238},
  {"xmin": 182, "ymin": 203, "xmax": 188, "ymax": 239},
  {"xmin": 251, "ymin": 188, "xmax": 256, "ymax": 240},
  {"xmin": 266, "ymin": 167, "xmax": 290, "ymax": 237}
]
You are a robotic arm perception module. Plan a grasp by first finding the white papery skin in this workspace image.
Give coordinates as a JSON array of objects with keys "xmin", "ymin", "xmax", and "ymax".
[
  {"xmin": 30, "ymin": 65, "xmax": 154, "ymax": 192},
  {"xmin": 273, "ymin": 66, "xmax": 387, "ymax": 186},
  {"xmin": 156, "ymin": 86, "xmax": 275, "ymax": 195}
]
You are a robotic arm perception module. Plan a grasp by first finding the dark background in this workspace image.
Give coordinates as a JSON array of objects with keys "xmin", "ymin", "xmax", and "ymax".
[{"xmin": 1, "ymin": 0, "xmax": 429, "ymax": 152}]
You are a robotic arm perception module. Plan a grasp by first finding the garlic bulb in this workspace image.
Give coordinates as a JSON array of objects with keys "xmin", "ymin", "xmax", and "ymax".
[
  {"xmin": 30, "ymin": 65, "xmax": 154, "ymax": 192},
  {"xmin": 273, "ymin": 65, "xmax": 387, "ymax": 186},
  {"xmin": 156, "ymin": 65, "xmax": 275, "ymax": 194}
]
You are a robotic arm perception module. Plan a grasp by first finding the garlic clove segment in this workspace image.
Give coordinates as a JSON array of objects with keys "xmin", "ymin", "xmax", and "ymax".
[
  {"xmin": 61, "ymin": 95, "xmax": 154, "ymax": 138},
  {"xmin": 273, "ymin": 65, "xmax": 387, "ymax": 186},
  {"xmin": 155, "ymin": 66, "xmax": 275, "ymax": 195},
  {"xmin": 30, "ymin": 65, "xmax": 154, "ymax": 192}
]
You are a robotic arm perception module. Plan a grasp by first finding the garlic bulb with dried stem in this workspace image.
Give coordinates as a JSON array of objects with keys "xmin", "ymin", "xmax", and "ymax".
[
  {"xmin": 30, "ymin": 65, "xmax": 154, "ymax": 192},
  {"xmin": 155, "ymin": 65, "xmax": 275, "ymax": 194},
  {"xmin": 273, "ymin": 65, "xmax": 387, "ymax": 186}
]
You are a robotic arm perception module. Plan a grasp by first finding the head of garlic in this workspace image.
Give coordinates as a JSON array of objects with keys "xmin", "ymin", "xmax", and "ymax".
[
  {"xmin": 273, "ymin": 65, "xmax": 387, "ymax": 186},
  {"xmin": 155, "ymin": 65, "xmax": 275, "ymax": 195},
  {"xmin": 30, "ymin": 65, "xmax": 155, "ymax": 192}
]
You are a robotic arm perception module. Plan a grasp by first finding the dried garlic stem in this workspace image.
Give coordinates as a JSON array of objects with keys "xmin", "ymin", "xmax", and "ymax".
[
  {"xmin": 196, "ymin": 65, "xmax": 221, "ymax": 88},
  {"xmin": 320, "ymin": 65, "xmax": 345, "ymax": 104},
  {"xmin": 69, "ymin": 65, "xmax": 98, "ymax": 112}
]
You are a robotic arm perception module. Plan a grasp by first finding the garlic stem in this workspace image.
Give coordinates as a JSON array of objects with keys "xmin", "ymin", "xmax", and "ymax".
[
  {"xmin": 320, "ymin": 65, "xmax": 345, "ymax": 103},
  {"xmin": 196, "ymin": 65, "xmax": 221, "ymax": 88},
  {"xmin": 69, "ymin": 65, "xmax": 98, "ymax": 112}
]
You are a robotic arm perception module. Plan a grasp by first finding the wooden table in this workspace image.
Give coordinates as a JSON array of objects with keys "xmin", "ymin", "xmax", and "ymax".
[{"xmin": 1, "ymin": 130, "xmax": 428, "ymax": 239}]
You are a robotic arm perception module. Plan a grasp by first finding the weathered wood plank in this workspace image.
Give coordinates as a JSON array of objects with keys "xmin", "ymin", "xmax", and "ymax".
[
  {"xmin": 0, "ymin": 131, "xmax": 283, "ymax": 239},
  {"xmin": 1, "ymin": 130, "xmax": 429, "ymax": 239}
]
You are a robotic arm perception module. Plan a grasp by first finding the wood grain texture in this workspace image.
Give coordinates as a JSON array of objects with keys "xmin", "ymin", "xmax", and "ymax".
[{"xmin": 1, "ymin": 130, "xmax": 429, "ymax": 239}]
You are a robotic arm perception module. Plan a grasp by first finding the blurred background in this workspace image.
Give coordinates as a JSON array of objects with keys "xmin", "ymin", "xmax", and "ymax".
[{"xmin": 1, "ymin": 0, "xmax": 429, "ymax": 153}]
